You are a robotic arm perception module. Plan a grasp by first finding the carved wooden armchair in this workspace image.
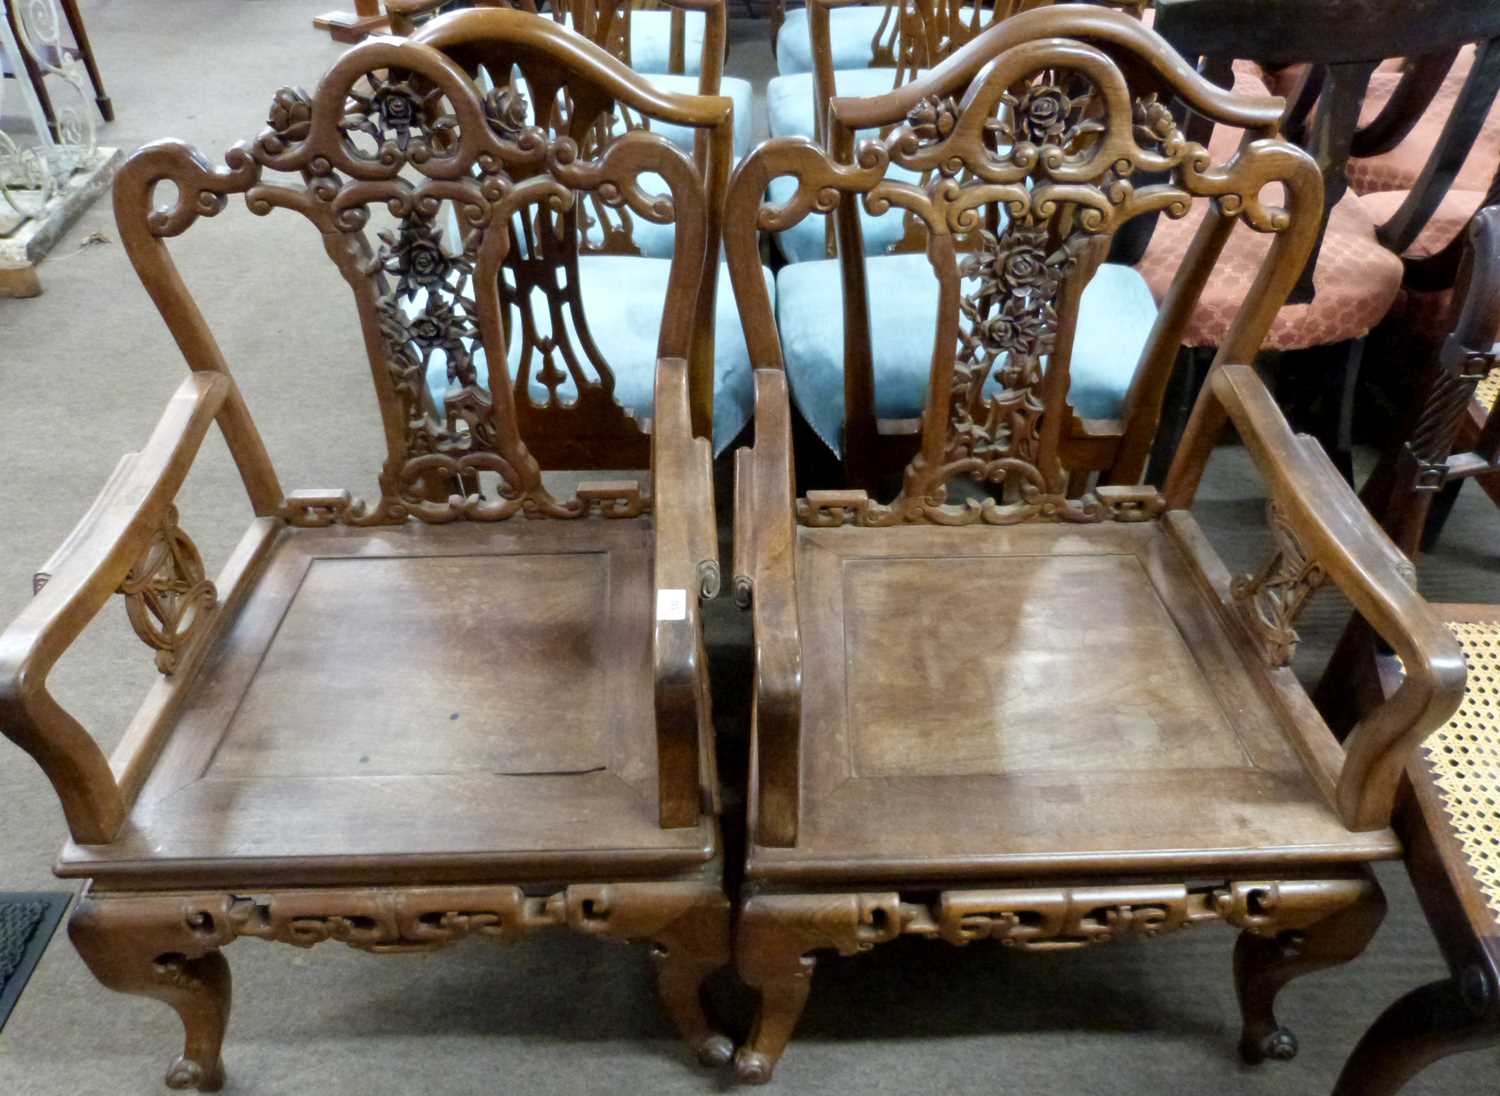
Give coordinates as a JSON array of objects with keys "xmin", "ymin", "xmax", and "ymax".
[
  {"xmin": 1, "ymin": 11, "xmax": 734, "ymax": 1088},
  {"xmin": 724, "ymin": 5, "xmax": 1467, "ymax": 1082}
]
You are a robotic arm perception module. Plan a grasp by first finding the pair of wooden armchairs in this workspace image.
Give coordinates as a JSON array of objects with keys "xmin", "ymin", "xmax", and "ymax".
[{"xmin": 0, "ymin": 5, "xmax": 1470, "ymax": 1089}]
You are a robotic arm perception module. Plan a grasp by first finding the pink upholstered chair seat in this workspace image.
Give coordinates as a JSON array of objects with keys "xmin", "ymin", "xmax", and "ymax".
[
  {"xmin": 1349, "ymin": 47, "xmax": 1500, "ymax": 195},
  {"xmin": 1359, "ymin": 187, "xmax": 1489, "ymax": 259},
  {"xmin": 1138, "ymin": 191, "xmax": 1405, "ymax": 350}
]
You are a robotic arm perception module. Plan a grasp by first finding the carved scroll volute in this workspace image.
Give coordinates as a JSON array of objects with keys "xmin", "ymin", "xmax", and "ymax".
[
  {"xmin": 119, "ymin": 505, "xmax": 217, "ymax": 675},
  {"xmin": 1232, "ymin": 501, "xmax": 1327, "ymax": 667}
]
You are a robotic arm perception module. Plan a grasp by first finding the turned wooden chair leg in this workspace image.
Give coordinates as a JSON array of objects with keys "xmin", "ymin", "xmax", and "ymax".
[
  {"xmin": 68, "ymin": 896, "xmax": 231, "ymax": 1092},
  {"xmin": 1234, "ymin": 884, "xmax": 1386, "ymax": 1063},
  {"xmin": 1332, "ymin": 977, "xmax": 1500, "ymax": 1096},
  {"xmin": 56, "ymin": 0, "xmax": 112, "ymax": 121},
  {"xmin": 650, "ymin": 898, "xmax": 734, "ymax": 1068}
]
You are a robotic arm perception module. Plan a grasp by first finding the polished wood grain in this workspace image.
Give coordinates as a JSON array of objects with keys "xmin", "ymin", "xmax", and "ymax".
[
  {"xmin": 725, "ymin": 6, "xmax": 1465, "ymax": 1081},
  {"xmin": 0, "ymin": 12, "xmax": 732, "ymax": 1087}
]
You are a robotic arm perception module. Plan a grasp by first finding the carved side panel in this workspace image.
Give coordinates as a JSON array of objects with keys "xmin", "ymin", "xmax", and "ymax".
[
  {"xmin": 118, "ymin": 505, "xmax": 217, "ymax": 675},
  {"xmin": 1232, "ymin": 501, "xmax": 1327, "ymax": 667}
]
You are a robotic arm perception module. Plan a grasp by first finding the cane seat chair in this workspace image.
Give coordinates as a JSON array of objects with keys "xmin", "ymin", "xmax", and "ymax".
[
  {"xmin": 0, "ymin": 13, "xmax": 734, "ymax": 1088},
  {"xmin": 1332, "ymin": 602, "xmax": 1500, "ymax": 1095},
  {"xmin": 724, "ymin": 5, "xmax": 1467, "ymax": 1081}
]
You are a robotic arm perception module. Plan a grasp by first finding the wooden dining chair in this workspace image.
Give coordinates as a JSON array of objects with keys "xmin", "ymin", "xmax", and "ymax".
[
  {"xmin": 1, "ymin": 11, "xmax": 734, "ymax": 1088},
  {"xmin": 724, "ymin": 5, "xmax": 1466, "ymax": 1082}
]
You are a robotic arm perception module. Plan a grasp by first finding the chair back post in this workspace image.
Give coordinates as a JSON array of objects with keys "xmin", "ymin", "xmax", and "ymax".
[{"xmin": 1377, "ymin": 35, "xmax": 1500, "ymax": 254}]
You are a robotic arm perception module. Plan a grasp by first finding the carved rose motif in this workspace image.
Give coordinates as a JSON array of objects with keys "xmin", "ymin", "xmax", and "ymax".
[
  {"xmin": 906, "ymin": 94, "xmax": 959, "ymax": 143},
  {"xmin": 408, "ymin": 297, "xmax": 462, "ymax": 351},
  {"xmin": 964, "ymin": 224, "xmax": 1060, "ymax": 301},
  {"xmin": 979, "ymin": 298, "xmax": 1053, "ymax": 359},
  {"xmin": 378, "ymin": 216, "xmax": 462, "ymax": 300},
  {"xmin": 267, "ymin": 87, "xmax": 312, "ymax": 142},
  {"xmin": 1018, "ymin": 85, "xmax": 1069, "ymax": 142},
  {"xmin": 1132, "ymin": 93, "xmax": 1177, "ymax": 151},
  {"xmin": 484, "ymin": 85, "xmax": 530, "ymax": 139},
  {"xmin": 344, "ymin": 73, "xmax": 435, "ymax": 152}
]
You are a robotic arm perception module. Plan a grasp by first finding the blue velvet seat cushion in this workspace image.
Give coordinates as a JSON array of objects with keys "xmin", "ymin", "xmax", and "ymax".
[
  {"xmin": 775, "ymin": 253, "xmax": 1160, "ymax": 453},
  {"xmin": 560, "ymin": 9, "xmax": 705, "ymax": 75},
  {"xmin": 422, "ymin": 256, "xmax": 772, "ymax": 455},
  {"xmin": 775, "ymin": 4, "xmax": 894, "ymax": 75},
  {"xmin": 767, "ymin": 68, "xmax": 927, "ymax": 262},
  {"xmin": 626, "ymin": 9, "xmax": 705, "ymax": 75},
  {"xmin": 648, "ymin": 73, "xmax": 754, "ymax": 158}
]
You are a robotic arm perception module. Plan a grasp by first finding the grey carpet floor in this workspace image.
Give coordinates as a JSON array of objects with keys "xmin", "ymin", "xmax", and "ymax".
[{"xmin": 0, "ymin": 3, "xmax": 1498, "ymax": 1093}]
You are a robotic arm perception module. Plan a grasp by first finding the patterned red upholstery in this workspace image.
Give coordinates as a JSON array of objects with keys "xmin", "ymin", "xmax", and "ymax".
[
  {"xmin": 1134, "ymin": 62, "xmax": 1403, "ymax": 350},
  {"xmin": 1137, "ymin": 191, "xmax": 1405, "ymax": 349},
  {"xmin": 1350, "ymin": 47, "xmax": 1500, "ymax": 195},
  {"xmin": 1360, "ymin": 187, "xmax": 1488, "ymax": 258}
]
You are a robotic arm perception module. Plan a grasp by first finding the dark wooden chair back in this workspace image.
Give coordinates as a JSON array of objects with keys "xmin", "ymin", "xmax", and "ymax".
[
  {"xmin": 1150, "ymin": 0, "xmax": 1500, "ymax": 295},
  {"xmin": 727, "ymin": 3, "xmax": 1324, "ymax": 504},
  {"xmin": 112, "ymin": 11, "xmax": 732, "ymax": 516}
]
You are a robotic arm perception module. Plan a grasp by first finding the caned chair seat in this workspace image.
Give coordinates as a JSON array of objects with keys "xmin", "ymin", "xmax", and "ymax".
[
  {"xmin": 776, "ymin": 253, "xmax": 1159, "ymax": 452},
  {"xmin": 775, "ymin": 3, "xmax": 897, "ymax": 75},
  {"xmin": 56, "ymin": 519, "xmax": 717, "ymax": 889},
  {"xmin": 425, "ymin": 255, "xmax": 774, "ymax": 454},
  {"xmin": 1349, "ymin": 46, "xmax": 1500, "ymax": 197},
  {"xmin": 1420, "ymin": 617, "xmax": 1500, "ymax": 925},
  {"xmin": 1137, "ymin": 192, "xmax": 1405, "ymax": 350},
  {"xmin": 745, "ymin": 520, "xmax": 1400, "ymax": 884}
]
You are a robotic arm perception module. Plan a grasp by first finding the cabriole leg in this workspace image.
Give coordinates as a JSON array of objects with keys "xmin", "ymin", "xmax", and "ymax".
[
  {"xmin": 68, "ymin": 893, "xmax": 231, "ymax": 1092},
  {"xmin": 1234, "ymin": 877, "xmax": 1386, "ymax": 1063},
  {"xmin": 650, "ymin": 892, "xmax": 734, "ymax": 1067},
  {"xmin": 733, "ymin": 892, "xmax": 901, "ymax": 1084}
]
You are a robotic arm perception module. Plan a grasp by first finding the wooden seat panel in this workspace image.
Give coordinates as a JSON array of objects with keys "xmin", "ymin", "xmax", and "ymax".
[
  {"xmin": 61, "ymin": 519, "xmax": 715, "ymax": 888},
  {"xmin": 746, "ymin": 522, "xmax": 1399, "ymax": 883}
]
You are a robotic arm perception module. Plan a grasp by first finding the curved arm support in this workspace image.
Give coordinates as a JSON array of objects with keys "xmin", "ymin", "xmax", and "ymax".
[
  {"xmin": 1210, "ymin": 364, "xmax": 1466, "ymax": 831},
  {"xmin": 734, "ymin": 370, "xmax": 803, "ymax": 847},
  {"xmin": 0, "ymin": 373, "xmax": 230, "ymax": 844},
  {"xmin": 652, "ymin": 357, "xmax": 719, "ymax": 828}
]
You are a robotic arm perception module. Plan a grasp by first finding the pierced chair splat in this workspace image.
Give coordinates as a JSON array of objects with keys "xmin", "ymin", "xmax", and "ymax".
[
  {"xmin": 0, "ymin": 11, "xmax": 733, "ymax": 1089},
  {"xmin": 724, "ymin": 5, "xmax": 1467, "ymax": 1082}
]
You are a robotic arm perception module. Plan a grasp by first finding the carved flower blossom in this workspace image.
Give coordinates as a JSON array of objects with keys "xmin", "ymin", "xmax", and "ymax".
[
  {"xmin": 345, "ymin": 73, "xmax": 435, "ymax": 152},
  {"xmin": 978, "ymin": 297, "xmax": 1054, "ymax": 360},
  {"xmin": 963, "ymin": 224, "xmax": 1059, "ymax": 304},
  {"xmin": 1132, "ymin": 93, "xmax": 1179, "ymax": 152},
  {"xmin": 484, "ymin": 85, "xmax": 530, "ymax": 140},
  {"xmin": 267, "ymin": 86, "xmax": 312, "ymax": 142},
  {"xmin": 377, "ymin": 215, "xmax": 471, "ymax": 300},
  {"xmin": 1016, "ymin": 84, "xmax": 1070, "ymax": 143},
  {"xmin": 906, "ymin": 94, "xmax": 959, "ymax": 144}
]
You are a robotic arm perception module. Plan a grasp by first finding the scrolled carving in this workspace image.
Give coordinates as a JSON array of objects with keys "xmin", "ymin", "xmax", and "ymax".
[
  {"xmin": 116, "ymin": 33, "xmax": 705, "ymax": 528},
  {"xmin": 118, "ymin": 505, "xmax": 217, "ymax": 675},
  {"xmin": 1232, "ymin": 501, "xmax": 1327, "ymax": 667}
]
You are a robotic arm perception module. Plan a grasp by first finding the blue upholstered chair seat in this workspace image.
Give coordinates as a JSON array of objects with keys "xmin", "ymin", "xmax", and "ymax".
[
  {"xmin": 775, "ymin": 253, "xmax": 1160, "ymax": 453},
  {"xmin": 648, "ymin": 73, "xmax": 754, "ymax": 158},
  {"xmin": 560, "ymin": 9, "xmax": 705, "ymax": 75},
  {"xmin": 776, "ymin": 4, "xmax": 895, "ymax": 75},
  {"xmin": 420, "ymin": 255, "xmax": 772, "ymax": 454},
  {"xmin": 767, "ymin": 68, "xmax": 927, "ymax": 262},
  {"xmin": 775, "ymin": 5, "xmax": 980, "ymax": 74}
]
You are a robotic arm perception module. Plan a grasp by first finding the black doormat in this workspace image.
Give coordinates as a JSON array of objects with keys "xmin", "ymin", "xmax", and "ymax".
[{"xmin": 0, "ymin": 892, "xmax": 69, "ymax": 1030}]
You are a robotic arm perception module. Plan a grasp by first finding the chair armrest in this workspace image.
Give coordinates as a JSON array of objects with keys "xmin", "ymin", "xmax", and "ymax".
[
  {"xmin": 0, "ymin": 373, "xmax": 230, "ymax": 844},
  {"xmin": 1211, "ymin": 364, "xmax": 1467, "ymax": 830},
  {"xmin": 651, "ymin": 357, "xmax": 718, "ymax": 828},
  {"xmin": 733, "ymin": 368, "xmax": 802, "ymax": 847}
]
